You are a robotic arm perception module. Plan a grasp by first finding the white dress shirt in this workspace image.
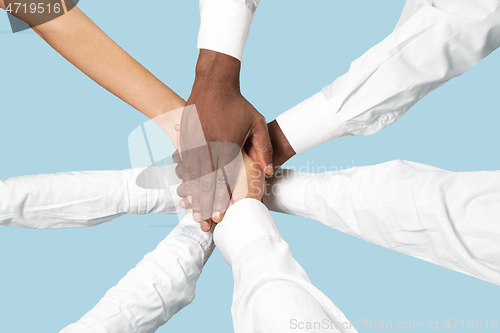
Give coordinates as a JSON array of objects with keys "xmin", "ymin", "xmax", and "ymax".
[
  {"xmin": 52, "ymin": 193, "xmax": 355, "ymax": 332},
  {"xmin": 0, "ymin": 168, "xmax": 210, "ymax": 332},
  {"xmin": 263, "ymin": 160, "xmax": 500, "ymax": 286},
  {"xmin": 198, "ymin": 0, "xmax": 260, "ymax": 61},
  {"xmin": 214, "ymin": 198, "xmax": 357, "ymax": 333},
  {"xmin": 198, "ymin": 0, "xmax": 500, "ymax": 154},
  {"xmin": 0, "ymin": 167, "xmax": 178, "ymax": 229},
  {"xmin": 60, "ymin": 214, "xmax": 215, "ymax": 333},
  {"xmin": 2, "ymin": 169, "xmax": 353, "ymax": 331}
]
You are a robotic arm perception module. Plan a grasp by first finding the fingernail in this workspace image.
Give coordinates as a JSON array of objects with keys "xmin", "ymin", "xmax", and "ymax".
[
  {"xmin": 180, "ymin": 200, "xmax": 186, "ymax": 209},
  {"xmin": 194, "ymin": 213, "xmax": 201, "ymax": 222},
  {"xmin": 187, "ymin": 196, "xmax": 192, "ymax": 204},
  {"xmin": 202, "ymin": 221, "xmax": 210, "ymax": 232},
  {"xmin": 212, "ymin": 211, "xmax": 221, "ymax": 222},
  {"xmin": 266, "ymin": 163, "xmax": 274, "ymax": 175}
]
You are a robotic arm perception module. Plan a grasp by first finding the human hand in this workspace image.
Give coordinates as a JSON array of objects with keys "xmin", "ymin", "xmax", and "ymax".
[
  {"xmin": 150, "ymin": 107, "xmax": 183, "ymax": 150},
  {"xmin": 258, "ymin": 120, "xmax": 296, "ymax": 169},
  {"xmin": 178, "ymin": 49, "xmax": 273, "ymax": 225},
  {"xmin": 177, "ymin": 149, "xmax": 265, "ymax": 229},
  {"xmin": 175, "ymin": 127, "xmax": 265, "ymax": 231},
  {"xmin": 230, "ymin": 149, "xmax": 265, "ymax": 204}
]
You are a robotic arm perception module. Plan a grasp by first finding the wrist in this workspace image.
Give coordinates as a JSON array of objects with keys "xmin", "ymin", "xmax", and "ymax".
[{"xmin": 195, "ymin": 49, "xmax": 241, "ymax": 88}]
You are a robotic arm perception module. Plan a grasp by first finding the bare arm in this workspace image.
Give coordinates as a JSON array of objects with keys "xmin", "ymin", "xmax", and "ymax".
[{"xmin": 2, "ymin": 3, "xmax": 184, "ymax": 138}]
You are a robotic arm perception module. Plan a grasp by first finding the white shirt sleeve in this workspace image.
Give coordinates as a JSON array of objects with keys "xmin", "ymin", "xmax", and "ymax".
[
  {"xmin": 214, "ymin": 199, "xmax": 357, "ymax": 333},
  {"xmin": 0, "ymin": 167, "xmax": 180, "ymax": 229},
  {"xmin": 197, "ymin": 0, "xmax": 261, "ymax": 61},
  {"xmin": 60, "ymin": 214, "xmax": 214, "ymax": 333},
  {"xmin": 263, "ymin": 160, "xmax": 500, "ymax": 286},
  {"xmin": 276, "ymin": 0, "xmax": 500, "ymax": 154}
]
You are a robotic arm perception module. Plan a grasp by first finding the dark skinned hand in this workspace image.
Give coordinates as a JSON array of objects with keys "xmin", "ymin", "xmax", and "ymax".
[{"xmin": 177, "ymin": 49, "xmax": 274, "ymax": 231}]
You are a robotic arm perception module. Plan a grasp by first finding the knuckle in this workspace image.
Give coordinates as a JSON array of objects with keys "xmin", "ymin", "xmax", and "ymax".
[
  {"xmin": 255, "ymin": 113, "xmax": 266, "ymax": 123},
  {"xmin": 201, "ymin": 180, "xmax": 214, "ymax": 193},
  {"xmin": 172, "ymin": 151, "xmax": 181, "ymax": 162},
  {"xmin": 175, "ymin": 165, "xmax": 183, "ymax": 176},
  {"xmin": 178, "ymin": 183, "xmax": 189, "ymax": 195},
  {"xmin": 201, "ymin": 207, "xmax": 212, "ymax": 217},
  {"xmin": 181, "ymin": 164, "xmax": 190, "ymax": 174},
  {"xmin": 190, "ymin": 173, "xmax": 201, "ymax": 184},
  {"xmin": 262, "ymin": 143, "xmax": 273, "ymax": 156}
]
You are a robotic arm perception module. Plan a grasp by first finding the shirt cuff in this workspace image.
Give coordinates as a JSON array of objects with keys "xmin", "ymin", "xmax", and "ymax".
[
  {"xmin": 213, "ymin": 198, "xmax": 281, "ymax": 267},
  {"xmin": 276, "ymin": 91, "xmax": 348, "ymax": 155},
  {"xmin": 172, "ymin": 213, "xmax": 215, "ymax": 267},
  {"xmin": 125, "ymin": 167, "xmax": 181, "ymax": 215},
  {"xmin": 262, "ymin": 169, "xmax": 313, "ymax": 218},
  {"xmin": 197, "ymin": 0, "xmax": 256, "ymax": 61}
]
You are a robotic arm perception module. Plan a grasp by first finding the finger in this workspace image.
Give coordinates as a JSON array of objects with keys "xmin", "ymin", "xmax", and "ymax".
[
  {"xmin": 210, "ymin": 142, "xmax": 241, "ymax": 222},
  {"xmin": 177, "ymin": 151, "xmax": 192, "ymax": 199},
  {"xmin": 172, "ymin": 150, "xmax": 181, "ymax": 164},
  {"xmin": 201, "ymin": 220, "xmax": 212, "ymax": 232},
  {"xmin": 180, "ymin": 198, "xmax": 192, "ymax": 209},
  {"xmin": 212, "ymin": 151, "xmax": 242, "ymax": 222},
  {"xmin": 179, "ymin": 104, "xmax": 203, "ymax": 159},
  {"xmin": 175, "ymin": 162, "xmax": 183, "ymax": 180},
  {"xmin": 250, "ymin": 119, "xmax": 274, "ymax": 175},
  {"xmin": 176, "ymin": 130, "xmax": 181, "ymax": 154},
  {"xmin": 199, "ymin": 161, "xmax": 216, "ymax": 223},
  {"xmin": 189, "ymin": 161, "xmax": 202, "ymax": 223},
  {"xmin": 174, "ymin": 124, "xmax": 181, "ymax": 152},
  {"xmin": 212, "ymin": 166, "xmax": 231, "ymax": 223},
  {"xmin": 180, "ymin": 199, "xmax": 187, "ymax": 209},
  {"xmin": 213, "ymin": 212, "xmax": 225, "ymax": 223},
  {"xmin": 177, "ymin": 181, "xmax": 189, "ymax": 198}
]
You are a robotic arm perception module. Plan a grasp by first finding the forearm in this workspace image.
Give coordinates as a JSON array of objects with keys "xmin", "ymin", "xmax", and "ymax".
[
  {"xmin": 264, "ymin": 161, "xmax": 500, "ymax": 285},
  {"xmin": 214, "ymin": 199, "xmax": 355, "ymax": 332},
  {"xmin": 61, "ymin": 214, "xmax": 214, "ymax": 333},
  {"xmin": 231, "ymin": 240, "xmax": 353, "ymax": 333},
  {"xmin": 0, "ymin": 167, "xmax": 178, "ymax": 229},
  {"xmin": 276, "ymin": 0, "xmax": 500, "ymax": 155},
  {"xmin": 0, "ymin": 4, "xmax": 184, "ymax": 123}
]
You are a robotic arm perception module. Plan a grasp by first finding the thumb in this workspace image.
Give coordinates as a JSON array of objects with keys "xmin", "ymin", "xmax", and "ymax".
[{"xmin": 250, "ymin": 119, "xmax": 274, "ymax": 175}]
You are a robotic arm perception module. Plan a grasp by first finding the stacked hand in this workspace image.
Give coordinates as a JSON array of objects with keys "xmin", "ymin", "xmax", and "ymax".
[
  {"xmin": 174, "ymin": 123, "xmax": 265, "ymax": 231},
  {"xmin": 175, "ymin": 50, "xmax": 273, "ymax": 230}
]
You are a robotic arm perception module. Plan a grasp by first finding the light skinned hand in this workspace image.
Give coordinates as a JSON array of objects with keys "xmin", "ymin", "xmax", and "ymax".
[{"xmin": 175, "ymin": 125, "xmax": 265, "ymax": 231}]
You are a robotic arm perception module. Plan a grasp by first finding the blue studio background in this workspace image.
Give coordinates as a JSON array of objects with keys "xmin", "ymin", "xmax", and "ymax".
[{"xmin": 1, "ymin": 1, "xmax": 499, "ymax": 332}]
